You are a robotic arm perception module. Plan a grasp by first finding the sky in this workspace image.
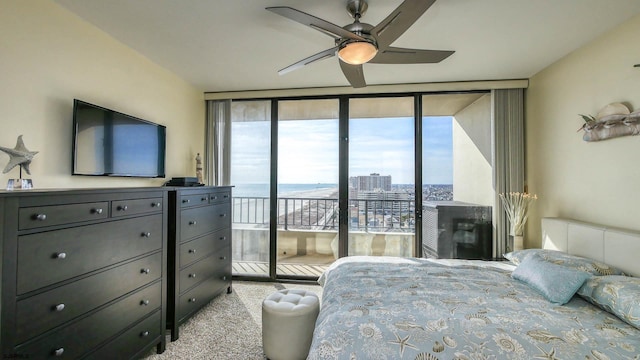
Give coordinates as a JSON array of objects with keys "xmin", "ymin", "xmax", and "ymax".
[{"xmin": 230, "ymin": 116, "xmax": 453, "ymax": 185}]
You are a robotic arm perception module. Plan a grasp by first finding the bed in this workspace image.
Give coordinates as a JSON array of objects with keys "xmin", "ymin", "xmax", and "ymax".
[{"xmin": 308, "ymin": 218, "xmax": 640, "ymax": 359}]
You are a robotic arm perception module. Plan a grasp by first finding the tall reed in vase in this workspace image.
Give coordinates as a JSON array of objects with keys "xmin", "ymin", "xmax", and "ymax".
[{"xmin": 499, "ymin": 192, "xmax": 537, "ymax": 237}]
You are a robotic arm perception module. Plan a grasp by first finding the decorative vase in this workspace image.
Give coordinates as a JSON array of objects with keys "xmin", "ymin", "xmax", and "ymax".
[{"xmin": 513, "ymin": 235, "xmax": 524, "ymax": 251}]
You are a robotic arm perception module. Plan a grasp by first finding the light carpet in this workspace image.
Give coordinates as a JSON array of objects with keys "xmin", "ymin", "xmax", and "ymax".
[{"xmin": 143, "ymin": 281, "xmax": 322, "ymax": 360}]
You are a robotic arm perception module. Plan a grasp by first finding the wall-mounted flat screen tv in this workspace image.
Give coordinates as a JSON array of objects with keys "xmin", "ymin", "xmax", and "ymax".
[{"xmin": 72, "ymin": 99, "xmax": 166, "ymax": 178}]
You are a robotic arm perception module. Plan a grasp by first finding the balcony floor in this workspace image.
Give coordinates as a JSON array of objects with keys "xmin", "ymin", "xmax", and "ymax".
[{"xmin": 233, "ymin": 254, "xmax": 333, "ymax": 277}]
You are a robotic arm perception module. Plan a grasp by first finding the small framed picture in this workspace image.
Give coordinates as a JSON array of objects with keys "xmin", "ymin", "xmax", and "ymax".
[{"xmin": 6, "ymin": 179, "xmax": 33, "ymax": 190}]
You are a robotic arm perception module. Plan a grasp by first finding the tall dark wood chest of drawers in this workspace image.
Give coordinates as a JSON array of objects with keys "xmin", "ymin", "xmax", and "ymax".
[
  {"xmin": 167, "ymin": 186, "xmax": 232, "ymax": 341},
  {"xmin": 0, "ymin": 188, "xmax": 168, "ymax": 359}
]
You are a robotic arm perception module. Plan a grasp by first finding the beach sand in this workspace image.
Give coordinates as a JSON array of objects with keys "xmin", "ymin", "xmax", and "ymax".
[
  {"xmin": 279, "ymin": 187, "xmax": 338, "ymax": 199},
  {"xmin": 277, "ymin": 188, "xmax": 338, "ymax": 229}
]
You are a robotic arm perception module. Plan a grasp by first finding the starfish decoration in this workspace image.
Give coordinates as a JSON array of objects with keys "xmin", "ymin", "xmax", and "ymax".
[
  {"xmin": 388, "ymin": 332, "xmax": 418, "ymax": 356},
  {"xmin": 533, "ymin": 345, "xmax": 559, "ymax": 360},
  {"xmin": 0, "ymin": 135, "xmax": 38, "ymax": 175}
]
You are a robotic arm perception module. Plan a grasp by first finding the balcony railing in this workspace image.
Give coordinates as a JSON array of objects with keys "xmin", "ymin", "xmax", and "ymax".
[{"xmin": 232, "ymin": 196, "xmax": 415, "ymax": 232}]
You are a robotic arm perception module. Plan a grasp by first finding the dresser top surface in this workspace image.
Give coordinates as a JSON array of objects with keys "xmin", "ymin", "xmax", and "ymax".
[{"xmin": 0, "ymin": 186, "xmax": 232, "ymax": 198}]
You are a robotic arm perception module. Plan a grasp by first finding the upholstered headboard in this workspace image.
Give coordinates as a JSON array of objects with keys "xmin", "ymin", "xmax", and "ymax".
[{"xmin": 542, "ymin": 217, "xmax": 640, "ymax": 277}]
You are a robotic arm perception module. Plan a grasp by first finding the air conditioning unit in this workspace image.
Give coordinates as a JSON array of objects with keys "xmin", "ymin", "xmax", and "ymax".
[{"xmin": 422, "ymin": 201, "xmax": 492, "ymax": 259}]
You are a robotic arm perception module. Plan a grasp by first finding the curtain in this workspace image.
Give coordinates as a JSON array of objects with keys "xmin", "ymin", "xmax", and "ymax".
[
  {"xmin": 492, "ymin": 88, "xmax": 525, "ymax": 255},
  {"xmin": 205, "ymin": 99, "xmax": 231, "ymax": 186}
]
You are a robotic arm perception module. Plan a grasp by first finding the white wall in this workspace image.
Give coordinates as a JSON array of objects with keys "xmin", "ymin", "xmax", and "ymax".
[
  {"xmin": 452, "ymin": 94, "xmax": 493, "ymax": 206},
  {"xmin": 0, "ymin": 1, "xmax": 204, "ymax": 189},
  {"xmin": 526, "ymin": 13, "xmax": 640, "ymax": 248}
]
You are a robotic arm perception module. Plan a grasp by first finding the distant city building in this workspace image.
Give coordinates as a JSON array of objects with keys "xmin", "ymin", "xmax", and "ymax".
[
  {"xmin": 357, "ymin": 190, "xmax": 409, "ymax": 201},
  {"xmin": 422, "ymin": 184, "xmax": 453, "ymax": 201},
  {"xmin": 358, "ymin": 190, "xmax": 411, "ymax": 211},
  {"xmin": 350, "ymin": 173, "xmax": 392, "ymax": 192}
]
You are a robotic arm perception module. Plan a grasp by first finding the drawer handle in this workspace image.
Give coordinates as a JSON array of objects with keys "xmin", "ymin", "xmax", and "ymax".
[
  {"xmin": 34, "ymin": 214, "xmax": 47, "ymax": 221},
  {"xmin": 201, "ymin": 197, "xmax": 207, "ymax": 202},
  {"xmin": 151, "ymin": 202, "xmax": 161, "ymax": 207},
  {"xmin": 54, "ymin": 252, "xmax": 67, "ymax": 260},
  {"xmin": 183, "ymin": 199, "xmax": 190, "ymax": 204},
  {"xmin": 188, "ymin": 249, "xmax": 196, "ymax": 254},
  {"xmin": 189, "ymin": 297, "xmax": 197, "ymax": 303},
  {"xmin": 53, "ymin": 348, "xmax": 64, "ymax": 356},
  {"xmin": 141, "ymin": 268, "xmax": 151, "ymax": 274},
  {"xmin": 140, "ymin": 331, "xmax": 150, "ymax": 337},
  {"xmin": 189, "ymin": 220, "xmax": 197, "ymax": 226},
  {"xmin": 141, "ymin": 232, "xmax": 152, "ymax": 238},
  {"xmin": 118, "ymin": 205, "xmax": 128, "ymax": 211},
  {"xmin": 92, "ymin": 208, "xmax": 103, "ymax": 214},
  {"xmin": 141, "ymin": 299, "xmax": 150, "ymax": 306},
  {"xmin": 54, "ymin": 303, "xmax": 65, "ymax": 312},
  {"xmin": 221, "ymin": 276, "xmax": 227, "ymax": 281},
  {"xmin": 219, "ymin": 256, "xmax": 227, "ymax": 260},
  {"xmin": 188, "ymin": 273, "xmax": 196, "ymax": 278},
  {"xmin": 210, "ymin": 196, "xmax": 218, "ymax": 200},
  {"xmin": 219, "ymin": 214, "xmax": 227, "ymax": 218},
  {"xmin": 223, "ymin": 195, "xmax": 229, "ymax": 199},
  {"xmin": 219, "ymin": 236, "xmax": 226, "ymax": 241}
]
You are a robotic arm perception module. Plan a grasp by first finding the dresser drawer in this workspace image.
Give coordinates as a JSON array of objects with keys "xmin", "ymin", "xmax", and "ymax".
[
  {"xmin": 17, "ymin": 214, "xmax": 163, "ymax": 294},
  {"xmin": 208, "ymin": 189, "xmax": 231, "ymax": 204},
  {"xmin": 89, "ymin": 310, "xmax": 162, "ymax": 360},
  {"xmin": 111, "ymin": 197, "xmax": 163, "ymax": 217},
  {"xmin": 15, "ymin": 282, "xmax": 161, "ymax": 359},
  {"xmin": 179, "ymin": 246, "xmax": 230, "ymax": 293},
  {"xmin": 179, "ymin": 193, "xmax": 210, "ymax": 208},
  {"xmin": 177, "ymin": 274, "xmax": 230, "ymax": 322},
  {"xmin": 19, "ymin": 202, "xmax": 109, "ymax": 230},
  {"xmin": 16, "ymin": 252, "xmax": 162, "ymax": 343},
  {"xmin": 179, "ymin": 228, "xmax": 230, "ymax": 266},
  {"xmin": 180, "ymin": 202, "xmax": 230, "ymax": 240}
]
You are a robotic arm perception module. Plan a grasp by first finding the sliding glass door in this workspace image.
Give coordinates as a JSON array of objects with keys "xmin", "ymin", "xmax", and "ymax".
[
  {"xmin": 276, "ymin": 99, "xmax": 339, "ymax": 277},
  {"xmin": 348, "ymin": 97, "xmax": 416, "ymax": 257}
]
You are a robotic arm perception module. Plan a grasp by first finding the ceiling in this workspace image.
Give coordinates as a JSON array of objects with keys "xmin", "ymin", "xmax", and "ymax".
[{"xmin": 54, "ymin": 0, "xmax": 640, "ymax": 93}]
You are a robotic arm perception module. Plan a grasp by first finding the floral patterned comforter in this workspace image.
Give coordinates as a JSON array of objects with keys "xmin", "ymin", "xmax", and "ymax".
[{"xmin": 308, "ymin": 257, "xmax": 640, "ymax": 360}]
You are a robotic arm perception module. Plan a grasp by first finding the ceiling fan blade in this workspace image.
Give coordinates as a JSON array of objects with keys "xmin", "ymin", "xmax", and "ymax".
[
  {"xmin": 339, "ymin": 60, "xmax": 366, "ymax": 88},
  {"xmin": 278, "ymin": 46, "xmax": 338, "ymax": 75},
  {"xmin": 372, "ymin": 0, "xmax": 437, "ymax": 48},
  {"xmin": 369, "ymin": 47, "xmax": 454, "ymax": 64},
  {"xmin": 267, "ymin": 6, "xmax": 366, "ymax": 41}
]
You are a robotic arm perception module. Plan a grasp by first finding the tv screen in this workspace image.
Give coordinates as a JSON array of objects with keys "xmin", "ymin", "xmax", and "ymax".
[{"xmin": 72, "ymin": 99, "xmax": 166, "ymax": 178}]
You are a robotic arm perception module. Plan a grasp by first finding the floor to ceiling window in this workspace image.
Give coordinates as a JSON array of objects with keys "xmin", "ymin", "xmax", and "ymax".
[
  {"xmin": 276, "ymin": 99, "xmax": 339, "ymax": 277},
  {"xmin": 348, "ymin": 97, "xmax": 416, "ymax": 257},
  {"xmin": 230, "ymin": 100, "xmax": 271, "ymax": 277},
  {"xmin": 227, "ymin": 92, "xmax": 494, "ymax": 279},
  {"xmin": 421, "ymin": 93, "xmax": 494, "ymax": 260}
]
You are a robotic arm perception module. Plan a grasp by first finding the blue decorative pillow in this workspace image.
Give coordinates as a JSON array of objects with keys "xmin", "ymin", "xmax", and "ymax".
[
  {"xmin": 504, "ymin": 249, "xmax": 625, "ymax": 276},
  {"xmin": 512, "ymin": 254, "xmax": 592, "ymax": 304},
  {"xmin": 577, "ymin": 275, "xmax": 640, "ymax": 329}
]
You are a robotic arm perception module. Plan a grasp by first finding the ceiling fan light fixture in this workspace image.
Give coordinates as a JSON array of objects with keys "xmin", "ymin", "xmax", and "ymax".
[{"xmin": 338, "ymin": 40, "xmax": 378, "ymax": 65}]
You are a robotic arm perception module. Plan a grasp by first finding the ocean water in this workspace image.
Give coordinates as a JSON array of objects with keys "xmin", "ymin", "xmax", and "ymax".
[{"xmin": 233, "ymin": 183, "xmax": 337, "ymax": 197}]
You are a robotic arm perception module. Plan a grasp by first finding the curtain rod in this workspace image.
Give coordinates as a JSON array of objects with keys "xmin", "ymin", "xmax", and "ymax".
[{"xmin": 204, "ymin": 79, "xmax": 529, "ymax": 100}]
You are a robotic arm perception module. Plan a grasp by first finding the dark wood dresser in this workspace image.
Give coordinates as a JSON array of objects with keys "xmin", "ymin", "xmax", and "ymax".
[
  {"xmin": 0, "ymin": 187, "xmax": 167, "ymax": 359},
  {"xmin": 167, "ymin": 186, "xmax": 232, "ymax": 341}
]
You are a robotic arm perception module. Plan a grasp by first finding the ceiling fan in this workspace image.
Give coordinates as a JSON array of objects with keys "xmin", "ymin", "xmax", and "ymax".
[{"xmin": 266, "ymin": 0, "xmax": 455, "ymax": 88}]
